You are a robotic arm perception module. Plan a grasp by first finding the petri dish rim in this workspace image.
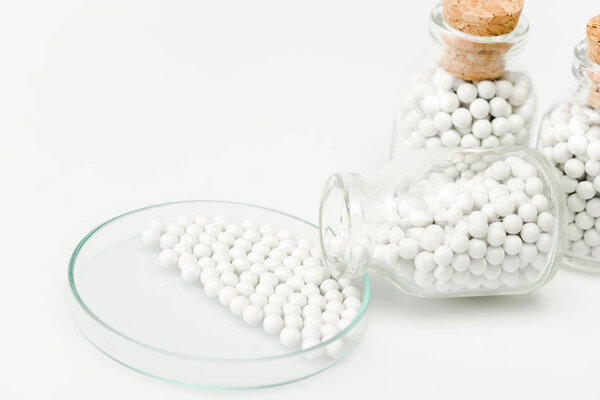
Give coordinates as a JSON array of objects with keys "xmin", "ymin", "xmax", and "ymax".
[{"xmin": 68, "ymin": 199, "xmax": 370, "ymax": 363}]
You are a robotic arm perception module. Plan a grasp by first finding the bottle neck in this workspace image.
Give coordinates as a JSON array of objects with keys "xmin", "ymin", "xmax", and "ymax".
[
  {"xmin": 571, "ymin": 38, "xmax": 600, "ymax": 110},
  {"xmin": 319, "ymin": 173, "xmax": 374, "ymax": 279},
  {"xmin": 428, "ymin": 2, "xmax": 528, "ymax": 81}
]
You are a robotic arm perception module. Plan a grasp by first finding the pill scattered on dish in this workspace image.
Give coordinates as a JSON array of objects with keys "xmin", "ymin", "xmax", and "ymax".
[
  {"xmin": 538, "ymin": 101, "xmax": 600, "ymax": 259},
  {"xmin": 142, "ymin": 215, "xmax": 363, "ymax": 354},
  {"xmin": 394, "ymin": 67, "xmax": 535, "ymax": 152}
]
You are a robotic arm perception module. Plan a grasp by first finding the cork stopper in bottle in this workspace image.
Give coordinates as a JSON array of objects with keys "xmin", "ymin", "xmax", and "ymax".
[
  {"xmin": 587, "ymin": 15, "xmax": 600, "ymax": 110},
  {"xmin": 440, "ymin": 0, "xmax": 524, "ymax": 81}
]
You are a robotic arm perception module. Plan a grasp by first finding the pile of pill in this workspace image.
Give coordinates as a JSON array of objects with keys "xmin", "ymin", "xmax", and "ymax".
[
  {"xmin": 329, "ymin": 154, "xmax": 555, "ymax": 295},
  {"xmin": 141, "ymin": 215, "xmax": 363, "ymax": 356},
  {"xmin": 538, "ymin": 101, "xmax": 600, "ymax": 259},
  {"xmin": 393, "ymin": 67, "xmax": 535, "ymax": 151}
]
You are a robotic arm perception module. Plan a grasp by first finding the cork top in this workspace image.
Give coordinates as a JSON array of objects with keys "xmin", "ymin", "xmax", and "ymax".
[
  {"xmin": 587, "ymin": 15, "xmax": 600, "ymax": 65},
  {"xmin": 443, "ymin": 0, "xmax": 524, "ymax": 37}
]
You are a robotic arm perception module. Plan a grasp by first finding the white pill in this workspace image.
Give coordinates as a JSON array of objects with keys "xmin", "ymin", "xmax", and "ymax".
[
  {"xmin": 567, "ymin": 194, "xmax": 586, "ymax": 212},
  {"xmin": 536, "ymin": 212, "xmax": 554, "ymax": 232},
  {"xmin": 477, "ymin": 81, "xmax": 496, "ymax": 99},
  {"xmin": 518, "ymin": 203, "xmax": 538, "ymax": 223},
  {"xmin": 586, "ymin": 198, "xmax": 600, "ymax": 217},
  {"xmin": 552, "ymin": 142, "xmax": 571, "ymax": 163},
  {"xmin": 284, "ymin": 314, "xmax": 304, "ymax": 330},
  {"xmin": 440, "ymin": 92, "xmax": 460, "ymax": 113},
  {"xmin": 451, "ymin": 253, "xmax": 470, "ymax": 272},
  {"xmin": 509, "ymin": 85, "xmax": 528, "ymax": 106},
  {"xmin": 158, "ymin": 249, "xmax": 178, "ymax": 268},
  {"xmin": 148, "ymin": 219, "xmax": 167, "ymax": 233},
  {"xmin": 525, "ymin": 177, "xmax": 544, "ymax": 196},
  {"xmin": 457, "ymin": 83, "xmax": 478, "ymax": 103},
  {"xmin": 494, "ymin": 196, "xmax": 515, "ymax": 217},
  {"xmin": 181, "ymin": 263, "xmax": 201, "ymax": 282},
  {"xmin": 576, "ymin": 181, "xmax": 596, "ymax": 200},
  {"xmin": 440, "ymin": 129, "xmax": 461, "ymax": 147},
  {"xmin": 472, "ymin": 119, "xmax": 492, "ymax": 139},
  {"xmin": 398, "ymin": 238, "xmax": 419, "ymax": 259},
  {"xmin": 487, "ymin": 224, "xmax": 507, "ymax": 246},
  {"xmin": 433, "ymin": 245, "xmax": 454, "ymax": 266},
  {"xmin": 595, "ymin": 176, "xmax": 600, "ymax": 192},
  {"xmin": 204, "ymin": 278, "xmax": 223, "ymax": 298},
  {"xmin": 452, "ymin": 108, "xmax": 473, "ymax": 128},
  {"xmin": 419, "ymin": 229, "xmax": 443, "ymax": 251},
  {"xmin": 262, "ymin": 314, "xmax": 284, "ymax": 335},
  {"xmin": 495, "ymin": 80, "xmax": 513, "ymax": 99},
  {"xmin": 567, "ymin": 134, "xmax": 588, "ymax": 155},
  {"xmin": 279, "ymin": 327, "xmax": 301, "ymax": 348},
  {"xmin": 218, "ymin": 286, "xmax": 238, "ymax": 306},
  {"xmin": 587, "ymin": 140, "xmax": 600, "ymax": 160},
  {"xmin": 584, "ymin": 228, "xmax": 600, "ymax": 247},
  {"xmin": 448, "ymin": 234, "xmax": 470, "ymax": 253},
  {"xmin": 160, "ymin": 233, "xmax": 179, "ymax": 250},
  {"xmin": 492, "ymin": 117, "xmax": 509, "ymax": 136},
  {"xmin": 485, "ymin": 246, "xmax": 505, "ymax": 265},
  {"xmin": 469, "ymin": 258, "xmax": 487, "ymax": 275},
  {"xmin": 503, "ymin": 235, "xmax": 523, "ymax": 255},
  {"xmin": 142, "ymin": 228, "xmax": 161, "ymax": 248},
  {"xmin": 490, "ymin": 97, "xmax": 509, "ymax": 117},
  {"xmin": 415, "ymin": 251, "xmax": 436, "ymax": 272},
  {"xmin": 432, "ymin": 111, "xmax": 453, "ymax": 131},
  {"xmin": 575, "ymin": 211, "xmax": 595, "ymax": 230},
  {"xmin": 521, "ymin": 223, "xmax": 541, "ymax": 243},
  {"xmin": 468, "ymin": 239, "xmax": 487, "ymax": 259},
  {"xmin": 567, "ymin": 223, "xmax": 584, "ymax": 241},
  {"xmin": 468, "ymin": 218, "xmax": 489, "ymax": 239},
  {"xmin": 564, "ymin": 158, "xmax": 585, "ymax": 178},
  {"xmin": 502, "ymin": 254, "xmax": 520, "ymax": 273},
  {"xmin": 166, "ymin": 224, "xmax": 185, "ymax": 236},
  {"xmin": 483, "ymin": 264, "xmax": 502, "ymax": 280},
  {"xmin": 469, "ymin": 98, "xmax": 490, "ymax": 119}
]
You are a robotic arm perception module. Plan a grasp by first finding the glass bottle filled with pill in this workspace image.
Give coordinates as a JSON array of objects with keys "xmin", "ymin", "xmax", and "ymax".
[
  {"xmin": 319, "ymin": 147, "xmax": 566, "ymax": 298},
  {"xmin": 536, "ymin": 15, "xmax": 600, "ymax": 271},
  {"xmin": 391, "ymin": 0, "xmax": 535, "ymax": 155}
]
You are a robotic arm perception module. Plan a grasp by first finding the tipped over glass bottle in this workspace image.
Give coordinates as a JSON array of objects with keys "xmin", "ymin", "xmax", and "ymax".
[
  {"xmin": 319, "ymin": 147, "xmax": 566, "ymax": 298},
  {"xmin": 536, "ymin": 15, "xmax": 600, "ymax": 271},
  {"xmin": 391, "ymin": 0, "xmax": 536, "ymax": 156}
]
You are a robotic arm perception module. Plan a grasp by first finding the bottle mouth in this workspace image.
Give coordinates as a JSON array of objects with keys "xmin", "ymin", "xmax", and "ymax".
[
  {"xmin": 429, "ymin": 1, "xmax": 529, "ymax": 53},
  {"xmin": 319, "ymin": 174, "xmax": 371, "ymax": 279},
  {"xmin": 572, "ymin": 38, "xmax": 600, "ymax": 82}
]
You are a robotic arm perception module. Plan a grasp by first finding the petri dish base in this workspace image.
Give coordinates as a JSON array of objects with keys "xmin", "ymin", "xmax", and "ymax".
[{"xmin": 68, "ymin": 200, "xmax": 369, "ymax": 389}]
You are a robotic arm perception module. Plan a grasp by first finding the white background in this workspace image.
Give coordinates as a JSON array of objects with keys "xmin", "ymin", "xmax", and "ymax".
[{"xmin": 2, "ymin": 0, "xmax": 600, "ymax": 398}]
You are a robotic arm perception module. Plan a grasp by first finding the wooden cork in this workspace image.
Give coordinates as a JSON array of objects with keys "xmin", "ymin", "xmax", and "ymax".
[
  {"xmin": 587, "ymin": 15, "xmax": 600, "ymax": 110},
  {"xmin": 587, "ymin": 15, "xmax": 600, "ymax": 65},
  {"xmin": 440, "ymin": 0, "xmax": 524, "ymax": 81}
]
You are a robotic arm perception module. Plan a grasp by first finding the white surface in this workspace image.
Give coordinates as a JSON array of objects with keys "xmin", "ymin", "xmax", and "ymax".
[{"xmin": 2, "ymin": 0, "xmax": 600, "ymax": 398}]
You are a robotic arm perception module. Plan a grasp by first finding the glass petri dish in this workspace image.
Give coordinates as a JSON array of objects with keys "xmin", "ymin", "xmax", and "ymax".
[{"xmin": 68, "ymin": 200, "xmax": 369, "ymax": 389}]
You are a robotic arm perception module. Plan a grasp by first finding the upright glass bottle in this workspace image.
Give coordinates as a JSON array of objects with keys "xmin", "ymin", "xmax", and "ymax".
[
  {"xmin": 536, "ymin": 15, "xmax": 600, "ymax": 271},
  {"xmin": 392, "ymin": 0, "xmax": 535, "ymax": 156},
  {"xmin": 319, "ymin": 147, "xmax": 566, "ymax": 298}
]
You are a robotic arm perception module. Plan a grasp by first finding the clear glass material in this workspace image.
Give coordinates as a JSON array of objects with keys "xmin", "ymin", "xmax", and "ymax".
[
  {"xmin": 537, "ymin": 39, "xmax": 600, "ymax": 272},
  {"xmin": 69, "ymin": 201, "xmax": 369, "ymax": 389},
  {"xmin": 320, "ymin": 147, "xmax": 566, "ymax": 298},
  {"xmin": 391, "ymin": 2, "xmax": 535, "ymax": 156}
]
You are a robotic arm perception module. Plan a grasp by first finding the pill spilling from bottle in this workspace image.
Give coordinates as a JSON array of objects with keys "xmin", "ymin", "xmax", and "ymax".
[{"xmin": 142, "ymin": 215, "xmax": 363, "ymax": 355}]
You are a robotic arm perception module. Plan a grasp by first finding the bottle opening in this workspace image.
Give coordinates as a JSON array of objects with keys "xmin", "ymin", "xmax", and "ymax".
[{"xmin": 319, "ymin": 174, "xmax": 371, "ymax": 279}]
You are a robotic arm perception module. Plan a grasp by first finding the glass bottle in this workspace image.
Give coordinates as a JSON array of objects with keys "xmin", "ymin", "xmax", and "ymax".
[
  {"xmin": 536, "ymin": 15, "xmax": 600, "ymax": 271},
  {"xmin": 319, "ymin": 147, "xmax": 566, "ymax": 298},
  {"xmin": 391, "ymin": 1, "xmax": 535, "ymax": 156}
]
